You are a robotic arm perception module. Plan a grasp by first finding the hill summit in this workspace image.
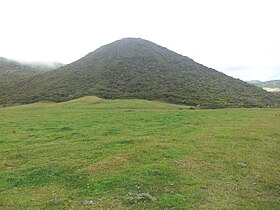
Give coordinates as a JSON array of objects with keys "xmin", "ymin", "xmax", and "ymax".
[{"xmin": 1, "ymin": 38, "xmax": 279, "ymax": 108}]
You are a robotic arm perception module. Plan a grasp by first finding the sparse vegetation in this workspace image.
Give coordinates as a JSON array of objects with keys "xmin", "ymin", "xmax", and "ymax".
[
  {"xmin": 248, "ymin": 80, "xmax": 280, "ymax": 89},
  {"xmin": 248, "ymin": 80, "xmax": 280, "ymax": 92},
  {"xmin": 0, "ymin": 97, "xmax": 279, "ymax": 209}
]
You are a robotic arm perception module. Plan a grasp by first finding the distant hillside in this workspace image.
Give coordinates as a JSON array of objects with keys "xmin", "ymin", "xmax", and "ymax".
[
  {"xmin": 247, "ymin": 80, "xmax": 280, "ymax": 92},
  {"xmin": 0, "ymin": 57, "xmax": 35, "ymax": 75},
  {"xmin": 0, "ymin": 57, "xmax": 50, "ymax": 88},
  {"xmin": 0, "ymin": 57, "xmax": 63, "ymax": 104},
  {"xmin": 0, "ymin": 57, "xmax": 63, "ymax": 74},
  {"xmin": 246, "ymin": 80, "xmax": 262, "ymax": 85},
  {"xmin": 1, "ymin": 38, "xmax": 280, "ymax": 108}
]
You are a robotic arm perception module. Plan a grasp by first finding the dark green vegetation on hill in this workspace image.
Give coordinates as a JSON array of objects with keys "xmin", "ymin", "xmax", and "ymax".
[
  {"xmin": 1, "ymin": 38, "xmax": 279, "ymax": 108},
  {"xmin": 0, "ymin": 97, "xmax": 279, "ymax": 209},
  {"xmin": 0, "ymin": 57, "xmax": 63, "ymax": 105}
]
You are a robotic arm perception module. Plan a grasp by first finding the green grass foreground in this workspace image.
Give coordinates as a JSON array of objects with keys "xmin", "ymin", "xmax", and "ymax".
[{"xmin": 0, "ymin": 97, "xmax": 279, "ymax": 209}]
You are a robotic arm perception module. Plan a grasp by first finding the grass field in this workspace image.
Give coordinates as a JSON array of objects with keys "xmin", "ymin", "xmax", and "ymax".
[{"xmin": 0, "ymin": 96, "xmax": 279, "ymax": 209}]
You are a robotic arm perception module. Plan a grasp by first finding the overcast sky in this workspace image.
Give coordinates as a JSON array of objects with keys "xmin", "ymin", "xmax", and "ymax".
[{"xmin": 0, "ymin": 0, "xmax": 279, "ymax": 81}]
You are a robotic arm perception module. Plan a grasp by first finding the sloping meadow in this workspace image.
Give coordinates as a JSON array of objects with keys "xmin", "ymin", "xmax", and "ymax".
[{"xmin": 0, "ymin": 97, "xmax": 279, "ymax": 209}]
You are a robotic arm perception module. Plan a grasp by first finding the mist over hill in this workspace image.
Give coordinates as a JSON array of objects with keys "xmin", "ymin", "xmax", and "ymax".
[
  {"xmin": 0, "ymin": 57, "xmax": 63, "ymax": 74},
  {"xmin": 0, "ymin": 38, "xmax": 279, "ymax": 108}
]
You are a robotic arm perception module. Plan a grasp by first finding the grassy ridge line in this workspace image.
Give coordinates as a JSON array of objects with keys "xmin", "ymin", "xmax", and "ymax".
[
  {"xmin": 0, "ymin": 97, "xmax": 279, "ymax": 209},
  {"xmin": 4, "ymin": 96, "xmax": 190, "ymax": 110}
]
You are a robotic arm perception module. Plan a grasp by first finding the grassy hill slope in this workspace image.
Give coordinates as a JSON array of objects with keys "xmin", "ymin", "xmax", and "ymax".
[
  {"xmin": 1, "ymin": 38, "xmax": 279, "ymax": 108},
  {"xmin": 0, "ymin": 97, "xmax": 279, "ymax": 209}
]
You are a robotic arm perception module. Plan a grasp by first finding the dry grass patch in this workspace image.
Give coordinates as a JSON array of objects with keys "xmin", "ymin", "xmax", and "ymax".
[{"xmin": 88, "ymin": 156, "xmax": 130, "ymax": 176}]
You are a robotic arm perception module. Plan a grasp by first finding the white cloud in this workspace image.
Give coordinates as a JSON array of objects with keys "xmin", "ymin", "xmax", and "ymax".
[{"xmin": 221, "ymin": 66, "xmax": 280, "ymax": 81}]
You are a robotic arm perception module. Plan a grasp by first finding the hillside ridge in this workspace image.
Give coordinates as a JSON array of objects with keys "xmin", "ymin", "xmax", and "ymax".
[{"xmin": 1, "ymin": 38, "xmax": 280, "ymax": 108}]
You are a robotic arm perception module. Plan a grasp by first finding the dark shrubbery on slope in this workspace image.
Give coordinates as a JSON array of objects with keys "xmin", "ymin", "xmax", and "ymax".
[{"xmin": 1, "ymin": 38, "xmax": 279, "ymax": 108}]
